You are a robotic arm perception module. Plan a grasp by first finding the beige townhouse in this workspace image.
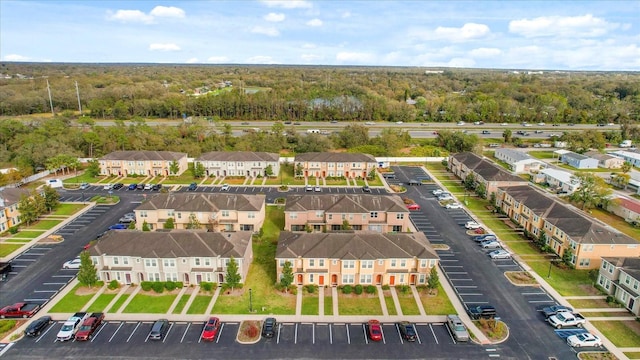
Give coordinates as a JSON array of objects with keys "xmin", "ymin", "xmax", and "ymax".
[
  {"xmin": 195, "ymin": 151, "xmax": 280, "ymax": 178},
  {"xmin": 99, "ymin": 150, "xmax": 188, "ymax": 177},
  {"xmin": 294, "ymin": 152, "xmax": 377, "ymax": 179},
  {"xmin": 89, "ymin": 230, "xmax": 253, "ymax": 286},
  {"xmin": 496, "ymin": 185, "xmax": 639, "ymax": 269},
  {"xmin": 275, "ymin": 231, "xmax": 439, "ymax": 287},
  {"xmin": 133, "ymin": 193, "xmax": 265, "ymax": 232},
  {"xmin": 0, "ymin": 187, "xmax": 30, "ymax": 232},
  {"xmin": 284, "ymin": 194, "xmax": 410, "ymax": 233},
  {"xmin": 449, "ymin": 152, "xmax": 526, "ymax": 196},
  {"xmin": 597, "ymin": 257, "xmax": 640, "ymax": 316}
]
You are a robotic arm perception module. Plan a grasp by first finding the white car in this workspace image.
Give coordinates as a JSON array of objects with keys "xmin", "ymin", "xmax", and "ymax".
[
  {"xmin": 481, "ymin": 240, "xmax": 501, "ymax": 249},
  {"xmin": 538, "ymin": 122, "xmax": 546, "ymax": 126},
  {"xmin": 567, "ymin": 333, "xmax": 602, "ymax": 348},
  {"xmin": 56, "ymin": 313, "xmax": 88, "ymax": 341},
  {"xmin": 144, "ymin": 183, "xmax": 153, "ymax": 190},
  {"xmin": 305, "ymin": 185, "xmax": 313, "ymax": 192},
  {"xmin": 365, "ymin": 122, "xmax": 375, "ymax": 125},
  {"xmin": 432, "ymin": 189, "xmax": 443, "ymax": 196},
  {"xmin": 445, "ymin": 202, "xmax": 462, "ymax": 209},
  {"xmin": 501, "ymin": 122, "xmax": 508, "ymax": 126},
  {"xmin": 489, "ymin": 250, "xmax": 511, "ymax": 259},
  {"xmin": 314, "ymin": 186, "xmax": 321, "ymax": 192},
  {"xmin": 63, "ymin": 258, "xmax": 81, "ymax": 269},
  {"xmin": 465, "ymin": 221, "xmax": 481, "ymax": 229},
  {"xmin": 221, "ymin": 184, "xmax": 230, "ymax": 191},
  {"xmin": 79, "ymin": 183, "xmax": 89, "ymax": 190},
  {"xmin": 457, "ymin": 121, "xmax": 465, "ymax": 126},
  {"xmin": 103, "ymin": 183, "xmax": 113, "ymax": 190}
]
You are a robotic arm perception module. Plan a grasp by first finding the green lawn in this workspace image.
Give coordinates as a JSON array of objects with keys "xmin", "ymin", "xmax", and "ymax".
[
  {"xmin": 528, "ymin": 151, "xmax": 556, "ymax": 159},
  {"xmin": 171, "ymin": 294, "xmax": 191, "ymax": 314},
  {"xmin": 86, "ymin": 293, "xmax": 117, "ymax": 312},
  {"xmin": 25, "ymin": 220, "xmax": 63, "ymax": 230},
  {"xmin": 8, "ymin": 230, "xmax": 45, "ymax": 239},
  {"xmin": 338, "ymin": 295, "xmax": 383, "ymax": 315},
  {"xmin": 106, "ymin": 294, "xmax": 129, "ymax": 313},
  {"xmin": 52, "ymin": 203, "xmax": 86, "ymax": 216},
  {"xmin": 420, "ymin": 285, "xmax": 457, "ymax": 315},
  {"xmin": 0, "ymin": 244, "xmax": 23, "ymax": 257},
  {"xmin": 324, "ymin": 295, "xmax": 333, "ymax": 315},
  {"xmin": 625, "ymin": 352, "xmax": 640, "ymax": 359},
  {"xmin": 49, "ymin": 284, "xmax": 96, "ymax": 313},
  {"xmin": 397, "ymin": 294, "xmax": 421, "ymax": 315},
  {"xmin": 186, "ymin": 295, "xmax": 212, "ymax": 314},
  {"xmin": 591, "ymin": 320, "xmax": 640, "ymax": 347},
  {"xmin": 62, "ymin": 173, "xmax": 103, "ymax": 185},
  {"xmin": 122, "ymin": 294, "xmax": 177, "ymax": 313},
  {"xmin": 383, "ymin": 295, "xmax": 397, "ymax": 315},
  {"xmin": 301, "ymin": 296, "xmax": 319, "ymax": 315}
]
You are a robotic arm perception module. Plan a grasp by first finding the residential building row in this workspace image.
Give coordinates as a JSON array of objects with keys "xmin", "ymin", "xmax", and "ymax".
[
  {"xmin": 448, "ymin": 152, "xmax": 528, "ymax": 195},
  {"xmin": 0, "ymin": 187, "xmax": 30, "ymax": 232},
  {"xmin": 598, "ymin": 257, "xmax": 640, "ymax": 316}
]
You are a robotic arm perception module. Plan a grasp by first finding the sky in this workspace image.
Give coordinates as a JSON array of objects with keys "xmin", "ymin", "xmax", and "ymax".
[{"xmin": 1, "ymin": 0, "xmax": 639, "ymax": 71}]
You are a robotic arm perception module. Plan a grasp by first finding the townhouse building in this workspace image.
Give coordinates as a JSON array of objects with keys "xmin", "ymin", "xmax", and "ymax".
[
  {"xmin": 294, "ymin": 152, "xmax": 377, "ymax": 179},
  {"xmin": 275, "ymin": 231, "xmax": 439, "ymax": 287},
  {"xmin": 89, "ymin": 230, "xmax": 253, "ymax": 286},
  {"xmin": 195, "ymin": 151, "xmax": 280, "ymax": 178},
  {"xmin": 496, "ymin": 185, "xmax": 639, "ymax": 269},
  {"xmin": 0, "ymin": 187, "xmax": 30, "ymax": 232},
  {"xmin": 134, "ymin": 193, "xmax": 265, "ymax": 232},
  {"xmin": 99, "ymin": 151, "xmax": 188, "ymax": 177},
  {"xmin": 448, "ymin": 152, "xmax": 527, "ymax": 196},
  {"xmin": 284, "ymin": 194, "xmax": 410, "ymax": 233},
  {"xmin": 597, "ymin": 257, "xmax": 640, "ymax": 316}
]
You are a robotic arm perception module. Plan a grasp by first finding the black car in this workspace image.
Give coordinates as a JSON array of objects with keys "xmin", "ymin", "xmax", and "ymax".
[
  {"xmin": 397, "ymin": 321, "xmax": 416, "ymax": 342},
  {"xmin": 112, "ymin": 183, "xmax": 124, "ymax": 190},
  {"xmin": 262, "ymin": 317, "xmax": 277, "ymax": 338},
  {"xmin": 408, "ymin": 179, "xmax": 422, "ymax": 186},
  {"xmin": 151, "ymin": 184, "xmax": 162, "ymax": 191},
  {"xmin": 468, "ymin": 305, "xmax": 496, "ymax": 319},
  {"xmin": 25, "ymin": 316, "xmax": 52, "ymax": 337},
  {"xmin": 188, "ymin": 182, "xmax": 197, "ymax": 191},
  {"xmin": 362, "ymin": 186, "xmax": 371, "ymax": 193}
]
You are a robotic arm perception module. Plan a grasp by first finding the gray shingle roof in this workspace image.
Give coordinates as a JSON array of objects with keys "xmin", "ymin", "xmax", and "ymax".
[
  {"xmin": 89, "ymin": 230, "xmax": 251, "ymax": 258},
  {"xmin": 495, "ymin": 148, "xmax": 534, "ymax": 162},
  {"xmin": 100, "ymin": 151, "xmax": 187, "ymax": 161},
  {"xmin": 0, "ymin": 187, "xmax": 31, "ymax": 207},
  {"xmin": 136, "ymin": 193, "xmax": 265, "ymax": 212},
  {"xmin": 276, "ymin": 231, "xmax": 438, "ymax": 260},
  {"xmin": 499, "ymin": 185, "xmax": 555, "ymax": 213},
  {"xmin": 196, "ymin": 151, "xmax": 279, "ymax": 162},
  {"xmin": 452, "ymin": 152, "xmax": 525, "ymax": 182},
  {"xmin": 294, "ymin": 152, "xmax": 376, "ymax": 163},
  {"xmin": 285, "ymin": 194, "xmax": 408, "ymax": 213}
]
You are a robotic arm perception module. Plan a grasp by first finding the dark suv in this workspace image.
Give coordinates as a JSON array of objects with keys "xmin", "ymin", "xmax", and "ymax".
[
  {"xmin": 188, "ymin": 182, "xmax": 197, "ymax": 191},
  {"xmin": 149, "ymin": 319, "xmax": 169, "ymax": 340},
  {"xmin": 397, "ymin": 321, "xmax": 416, "ymax": 342},
  {"xmin": 468, "ymin": 305, "xmax": 496, "ymax": 319},
  {"xmin": 262, "ymin": 317, "xmax": 277, "ymax": 338}
]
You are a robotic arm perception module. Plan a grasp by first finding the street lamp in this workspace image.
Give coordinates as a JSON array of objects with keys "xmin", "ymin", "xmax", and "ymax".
[{"xmin": 249, "ymin": 288, "xmax": 253, "ymax": 313}]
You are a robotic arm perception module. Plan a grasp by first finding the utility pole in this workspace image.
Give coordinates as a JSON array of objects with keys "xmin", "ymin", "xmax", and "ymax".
[
  {"xmin": 46, "ymin": 79, "xmax": 54, "ymax": 116},
  {"xmin": 75, "ymin": 81, "xmax": 82, "ymax": 114}
]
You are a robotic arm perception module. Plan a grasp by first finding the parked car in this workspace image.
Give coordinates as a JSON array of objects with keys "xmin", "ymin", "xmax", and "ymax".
[
  {"xmin": 541, "ymin": 305, "xmax": 573, "ymax": 318},
  {"xmin": 314, "ymin": 186, "xmax": 321, "ymax": 192},
  {"xmin": 472, "ymin": 234, "xmax": 497, "ymax": 242},
  {"xmin": 188, "ymin": 182, "xmax": 197, "ymax": 191},
  {"xmin": 362, "ymin": 186, "xmax": 371, "ymax": 193},
  {"xmin": 136, "ymin": 183, "xmax": 145, "ymax": 190},
  {"xmin": 149, "ymin": 319, "xmax": 170, "ymax": 340},
  {"xmin": 438, "ymin": 195, "xmax": 453, "ymax": 201},
  {"xmin": 119, "ymin": 213, "xmax": 136, "ymax": 223},
  {"xmin": 79, "ymin": 183, "xmax": 89, "ymax": 190},
  {"xmin": 24, "ymin": 316, "xmax": 53, "ymax": 337},
  {"xmin": 445, "ymin": 202, "xmax": 462, "ymax": 209},
  {"xmin": 63, "ymin": 257, "xmax": 81, "ymax": 269},
  {"xmin": 489, "ymin": 250, "xmax": 511, "ymax": 259},
  {"xmin": 367, "ymin": 319, "xmax": 382, "ymax": 342},
  {"xmin": 103, "ymin": 183, "xmax": 113, "ymax": 190},
  {"xmin": 127, "ymin": 183, "xmax": 137, "ymax": 190},
  {"xmin": 446, "ymin": 315, "xmax": 469, "ymax": 342},
  {"xmin": 480, "ymin": 240, "xmax": 501, "ymax": 249},
  {"xmin": 144, "ymin": 183, "xmax": 153, "ymax": 190},
  {"xmin": 467, "ymin": 305, "xmax": 496, "ymax": 320},
  {"xmin": 151, "ymin": 184, "xmax": 162, "ymax": 191},
  {"xmin": 408, "ymin": 179, "xmax": 422, "ymax": 186},
  {"xmin": 432, "ymin": 189, "xmax": 443, "ymax": 196},
  {"xmin": 201, "ymin": 317, "xmax": 221, "ymax": 341},
  {"xmin": 567, "ymin": 333, "xmax": 602, "ymax": 348},
  {"xmin": 75, "ymin": 313, "xmax": 105, "ymax": 341},
  {"xmin": 464, "ymin": 221, "xmax": 481, "ymax": 229},
  {"xmin": 112, "ymin": 183, "xmax": 124, "ymax": 190},
  {"xmin": 406, "ymin": 203, "xmax": 421, "ymax": 211},
  {"xmin": 221, "ymin": 184, "xmax": 230, "ymax": 191},
  {"xmin": 305, "ymin": 185, "xmax": 313, "ymax": 192},
  {"xmin": 57, "ymin": 312, "xmax": 89, "ymax": 341},
  {"xmin": 262, "ymin": 317, "xmax": 277, "ymax": 338},
  {"xmin": 109, "ymin": 223, "xmax": 128, "ymax": 230},
  {"xmin": 382, "ymin": 173, "xmax": 396, "ymax": 179},
  {"xmin": 547, "ymin": 312, "xmax": 586, "ymax": 328},
  {"xmin": 0, "ymin": 302, "xmax": 41, "ymax": 318},
  {"xmin": 397, "ymin": 321, "xmax": 416, "ymax": 342}
]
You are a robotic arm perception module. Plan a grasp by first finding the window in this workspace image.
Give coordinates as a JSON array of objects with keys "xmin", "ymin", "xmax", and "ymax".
[
  {"xmin": 148, "ymin": 273, "xmax": 160, "ymax": 281},
  {"xmin": 278, "ymin": 259, "xmax": 288, "ymax": 267},
  {"xmin": 177, "ymin": 212, "xmax": 182, "ymax": 219},
  {"xmin": 168, "ymin": 210, "xmax": 174, "ymax": 217},
  {"xmin": 392, "ymin": 225, "xmax": 402, "ymax": 232},
  {"xmin": 360, "ymin": 274, "xmax": 372, "ymax": 284},
  {"xmin": 222, "ymin": 210, "xmax": 229, "ymax": 217},
  {"xmin": 165, "ymin": 273, "xmax": 178, "ymax": 281},
  {"xmin": 113, "ymin": 257, "xmax": 119, "ymax": 265},
  {"xmin": 328, "ymin": 214, "xmax": 332, "ymax": 220},
  {"xmin": 420, "ymin": 259, "xmax": 427, "ymax": 268},
  {"xmin": 391, "ymin": 259, "xmax": 397, "ymax": 267},
  {"xmin": 579, "ymin": 258, "xmax": 590, "ymax": 267},
  {"xmin": 319, "ymin": 259, "xmax": 325, "ymax": 267},
  {"xmin": 342, "ymin": 274, "xmax": 355, "ymax": 284},
  {"xmin": 378, "ymin": 260, "xmax": 384, "ymax": 266},
  {"xmin": 342, "ymin": 260, "xmax": 355, "ymax": 269},
  {"xmin": 163, "ymin": 259, "xmax": 176, "ymax": 267},
  {"xmin": 332, "ymin": 260, "xmax": 338, "ymax": 265},
  {"xmin": 139, "ymin": 211, "xmax": 148, "ymax": 218},
  {"xmin": 400, "ymin": 259, "xmax": 407, "ymax": 267},
  {"xmin": 144, "ymin": 259, "xmax": 157, "ymax": 267},
  {"xmin": 308, "ymin": 274, "xmax": 314, "ymax": 283},
  {"xmin": 361, "ymin": 260, "xmax": 373, "ymax": 269},
  {"xmin": 290, "ymin": 213, "xmax": 298, "ymax": 219},
  {"xmin": 370, "ymin": 212, "xmax": 378, "ymax": 218},
  {"xmin": 396, "ymin": 214, "xmax": 404, "ymax": 220},
  {"xmin": 194, "ymin": 258, "xmax": 201, "ymax": 266},
  {"xmin": 123, "ymin": 257, "xmax": 129, "ymax": 265},
  {"xmin": 419, "ymin": 274, "xmax": 426, "ymax": 284},
  {"xmin": 342, "ymin": 214, "xmax": 346, "ymax": 220},
  {"xmin": 316, "ymin": 211, "xmax": 323, "ymax": 218},
  {"xmin": 205, "ymin": 258, "xmax": 211, "ymax": 266},
  {"xmin": 248, "ymin": 212, "xmax": 255, "ymax": 219},
  {"xmin": 309, "ymin": 259, "xmax": 315, "ymax": 267}
]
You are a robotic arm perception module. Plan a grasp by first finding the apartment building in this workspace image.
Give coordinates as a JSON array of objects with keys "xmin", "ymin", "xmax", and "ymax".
[
  {"xmin": 0, "ymin": 187, "xmax": 30, "ymax": 232},
  {"xmin": 294, "ymin": 152, "xmax": 377, "ymax": 179},
  {"xmin": 99, "ymin": 151, "xmax": 188, "ymax": 177},
  {"xmin": 449, "ymin": 152, "xmax": 527, "ymax": 195},
  {"xmin": 597, "ymin": 257, "xmax": 640, "ymax": 316},
  {"xmin": 494, "ymin": 148, "xmax": 544, "ymax": 173},
  {"xmin": 195, "ymin": 151, "xmax": 280, "ymax": 178}
]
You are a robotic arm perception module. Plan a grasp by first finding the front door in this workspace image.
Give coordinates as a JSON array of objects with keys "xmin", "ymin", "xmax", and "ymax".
[
  {"xmin": 629, "ymin": 298, "xmax": 636, "ymax": 311},
  {"xmin": 410, "ymin": 274, "xmax": 416, "ymax": 285},
  {"xmin": 196, "ymin": 274, "xmax": 202, "ymax": 284},
  {"xmin": 376, "ymin": 274, "xmax": 382, "ymax": 285},
  {"xmin": 125, "ymin": 273, "xmax": 131, "ymax": 284},
  {"xmin": 319, "ymin": 276, "xmax": 324, "ymax": 286},
  {"xmin": 331, "ymin": 274, "xmax": 337, "ymax": 286},
  {"xmin": 297, "ymin": 274, "xmax": 303, "ymax": 285},
  {"xmin": 389, "ymin": 275, "xmax": 395, "ymax": 286}
]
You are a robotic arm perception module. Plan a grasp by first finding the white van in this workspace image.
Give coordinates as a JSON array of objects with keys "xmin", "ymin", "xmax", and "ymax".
[{"xmin": 46, "ymin": 179, "xmax": 64, "ymax": 188}]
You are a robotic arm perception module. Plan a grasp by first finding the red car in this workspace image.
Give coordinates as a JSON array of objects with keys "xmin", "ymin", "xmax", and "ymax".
[
  {"xmin": 406, "ymin": 203, "xmax": 421, "ymax": 211},
  {"xmin": 201, "ymin": 317, "xmax": 221, "ymax": 341},
  {"xmin": 367, "ymin": 320, "xmax": 382, "ymax": 342}
]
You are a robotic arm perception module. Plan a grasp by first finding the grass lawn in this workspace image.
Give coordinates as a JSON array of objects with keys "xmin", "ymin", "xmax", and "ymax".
[
  {"xmin": 106, "ymin": 294, "xmax": 129, "ymax": 313},
  {"xmin": 567, "ymin": 298, "xmax": 613, "ymax": 308},
  {"xmin": 420, "ymin": 285, "xmax": 456, "ymax": 315},
  {"xmin": 122, "ymin": 294, "xmax": 177, "ymax": 313},
  {"xmin": 529, "ymin": 261, "xmax": 593, "ymax": 296},
  {"xmin": 383, "ymin": 295, "xmax": 397, "ymax": 315},
  {"xmin": 591, "ymin": 320, "xmax": 640, "ymax": 347},
  {"xmin": 528, "ymin": 151, "xmax": 556, "ymax": 159},
  {"xmin": 590, "ymin": 207, "xmax": 640, "ymax": 239},
  {"xmin": 8, "ymin": 230, "xmax": 45, "ymax": 239},
  {"xmin": 25, "ymin": 220, "xmax": 63, "ymax": 230},
  {"xmin": 2, "ymin": 239, "xmax": 31, "ymax": 243},
  {"xmin": 397, "ymin": 294, "xmax": 421, "ymax": 315},
  {"xmin": 62, "ymin": 173, "xmax": 103, "ymax": 184},
  {"xmin": 154, "ymin": 174, "xmax": 198, "ymax": 185},
  {"xmin": 171, "ymin": 294, "xmax": 191, "ymax": 314},
  {"xmin": 86, "ymin": 293, "xmax": 117, "ymax": 313},
  {"xmin": 186, "ymin": 295, "xmax": 212, "ymax": 314},
  {"xmin": 49, "ymin": 284, "xmax": 96, "ymax": 313},
  {"xmin": 338, "ymin": 295, "xmax": 382, "ymax": 315},
  {"xmin": 324, "ymin": 295, "xmax": 333, "ymax": 315},
  {"xmin": 52, "ymin": 203, "xmax": 86, "ymax": 216},
  {"xmin": 301, "ymin": 296, "xmax": 319, "ymax": 315},
  {"xmin": 0, "ymin": 244, "xmax": 23, "ymax": 257},
  {"xmin": 626, "ymin": 352, "xmax": 640, "ymax": 359}
]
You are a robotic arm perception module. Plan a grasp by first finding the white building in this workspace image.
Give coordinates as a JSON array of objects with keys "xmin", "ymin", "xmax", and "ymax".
[
  {"xmin": 537, "ymin": 168, "xmax": 580, "ymax": 193},
  {"xmin": 612, "ymin": 150, "xmax": 640, "ymax": 168},
  {"xmin": 494, "ymin": 148, "xmax": 544, "ymax": 173}
]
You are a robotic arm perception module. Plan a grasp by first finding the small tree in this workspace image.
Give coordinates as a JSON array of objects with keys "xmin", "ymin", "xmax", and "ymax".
[
  {"xmin": 562, "ymin": 247, "xmax": 574, "ymax": 268},
  {"xmin": 295, "ymin": 163, "xmax": 304, "ymax": 177},
  {"xmin": 475, "ymin": 182, "xmax": 487, "ymax": 199},
  {"xmin": 86, "ymin": 159, "xmax": 100, "ymax": 177},
  {"xmin": 265, "ymin": 164, "xmax": 274, "ymax": 177},
  {"xmin": 464, "ymin": 174, "xmax": 476, "ymax": 191},
  {"xmin": 77, "ymin": 250, "xmax": 98, "ymax": 288},
  {"xmin": 142, "ymin": 220, "xmax": 151, "ymax": 231},
  {"xmin": 192, "ymin": 161, "xmax": 205, "ymax": 178},
  {"xmin": 225, "ymin": 257, "xmax": 241, "ymax": 291},
  {"xmin": 186, "ymin": 213, "xmax": 201, "ymax": 229},
  {"xmin": 427, "ymin": 266, "xmax": 440, "ymax": 294},
  {"xmin": 128, "ymin": 221, "xmax": 136, "ymax": 229},
  {"xmin": 17, "ymin": 194, "xmax": 38, "ymax": 226},
  {"xmin": 341, "ymin": 220, "xmax": 352, "ymax": 230},
  {"xmin": 163, "ymin": 217, "xmax": 175, "ymax": 229},
  {"xmin": 280, "ymin": 261, "xmax": 294, "ymax": 291},
  {"xmin": 169, "ymin": 160, "xmax": 180, "ymax": 175},
  {"xmin": 621, "ymin": 161, "xmax": 632, "ymax": 174},
  {"xmin": 42, "ymin": 185, "xmax": 60, "ymax": 212}
]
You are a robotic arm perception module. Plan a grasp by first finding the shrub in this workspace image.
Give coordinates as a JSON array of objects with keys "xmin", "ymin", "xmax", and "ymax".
[
  {"xmin": 341, "ymin": 285, "xmax": 352, "ymax": 295},
  {"xmin": 365, "ymin": 285, "xmax": 376, "ymax": 294},
  {"xmin": 396, "ymin": 285, "xmax": 410, "ymax": 294},
  {"xmin": 305, "ymin": 285, "xmax": 317, "ymax": 294},
  {"xmin": 8, "ymin": 226, "xmax": 18, "ymax": 234},
  {"xmin": 107, "ymin": 280, "xmax": 120, "ymax": 290},
  {"xmin": 244, "ymin": 323, "xmax": 259, "ymax": 338},
  {"xmin": 151, "ymin": 282, "xmax": 165, "ymax": 293},
  {"xmin": 141, "ymin": 281, "xmax": 153, "ymax": 291},
  {"xmin": 164, "ymin": 281, "xmax": 177, "ymax": 291},
  {"xmin": 354, "ymin": 285, "xmax": 363, "ymax": 295},
  {"xmin": 381, "ymin": 285, "xmax": 390, "ymax": 290},
  {"xmin": 201, "ymin": 282, "xmax": 214, "ymax": 292}
]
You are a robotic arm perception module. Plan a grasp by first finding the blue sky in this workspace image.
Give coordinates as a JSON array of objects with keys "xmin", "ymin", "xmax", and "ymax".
[{"xmin": 1, "ymin": 0, "xmax": 638, "ymax": 70}]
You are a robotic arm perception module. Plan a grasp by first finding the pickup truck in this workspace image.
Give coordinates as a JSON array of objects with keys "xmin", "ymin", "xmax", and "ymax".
[
  {"xmin": 0, "ymin": 302, "xmax": 41, "ymax": 318},
  {"xmin": 57, "ymin": 312, "xmax": 89, "ymax": 341},
  {"xmin": 75, "ymin": 313, "xmax": 105, "ymax": 341},
  {"xmin": 547, "ymin": 312, "xmax": 586, "ymax": 328}
]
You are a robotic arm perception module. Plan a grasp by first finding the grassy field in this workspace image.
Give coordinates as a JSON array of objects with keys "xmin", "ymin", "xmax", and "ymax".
[
  {"xmin": 26, "ymin": 220, "xmax": 63, "ymax": 230},
  {"xmin": 338, "ymin": 295, "xmax": 382, "ymax": 315},
  {"xmin": 591, "ymin": 320, "xmax": 640, "ymax": 347},
  {"xmin": 420, "ymin": 284, "xmax": 456, "ymax": 315},
  {"xmin": 7, "ymin": 230, "xmax": 45, "ymax": 239},
  {"xmin": 186, "ymin": 295, "xmax": 212, "ymax": 314},
  {"xmin": 52, "ymin": 203, "xmax": 86, "ymax": 216},
  {"xmin": 324, "ymin": 295, "xmax": 333, "ymax": 315},
  {"xmin": 85, "ymin": 293, "xmax": 117, "ymax": 312},
  {"xmin": 397, "ymin": 294, "xmax": 421, "ymax": 315},
  {"xmin": 301, "ymin": 295, "xmax": 319, "ymax": 315},
  {"xmin": 122, "ymin": 294, "xmax": 177, "ymax": 313},
  {"xmin": 106, "ymin": 294, "xmax": 129, "ymax": 313},
  {"xmin": 49, "ymin": 284, "xmax": 95, "ymax": 313},
  {"xmin": 0, "ymin": 244, "xmax": 22, "ymax": 257}
]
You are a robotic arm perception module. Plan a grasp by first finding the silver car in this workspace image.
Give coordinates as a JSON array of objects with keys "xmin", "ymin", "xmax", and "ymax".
[{"xmin": 446, "ymin": 315, "xmax": 469, "ymax": 342}]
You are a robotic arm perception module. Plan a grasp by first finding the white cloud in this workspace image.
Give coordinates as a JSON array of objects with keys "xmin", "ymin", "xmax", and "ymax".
[
  {"xmin": 336, "ymin": 51, "xmax": 376, "ymax": 64},
  {"xmin": 434, "ymin": 23, "xmax": 491, "ymax": 42},
  {"xmin": 260, "ymin": 0, "xmax": 312, "ymax": 9},
  {"xmin": 246, "ymin": 55, "xmax": 276, "ymax": 64},
  {"xmin": 509, "ymin": 14, "xmax": 618, "ymax": 38},
  {"xmin": 4, "ymin": 54, "xmax": 30, "ymax": 61},
  {"xmin": 264, "ymin": 12, "xmax": 285, "ymax": 22},
  {"xmin": 186, "ymin": 58, "xmax": 199, "ymax": 64},
  {"xmin": 251, "ymin": 26, "xmax": 280, "ymax": 36},
  {"xmin": 150, "ymin": 6, "xmax": 185, "ymax": 18},
  {"xmin": 302, "ymin": 43, "xmax": 316, "ymax": 49},
  {"xmin": 469, "ymin": 47, "xmax": 502, "ymax": 58},
  {"xmin": 341, "ymin": 11, "xmax": 351, "ymax": 18},
  {"xmin": 207, "ymin": 56, "xmax": 230, "ymax": 63},
  {"xmin": 301, "ymin": 54, "xmax": 322, "ymax": 62},
  {"xmin": 149, "ymin": 43, "xmax": 181, "ymax": 51},
  {"xmin": 306, "ymin": 18, "xmax": 323, "ymax": 27},
  {"xmin": 107, "ymin": 9, "xmax": 154, "ymax": 24},
  {"xmin": 447, "ymin": 58, "xmax": 476, "ymax": 68}
]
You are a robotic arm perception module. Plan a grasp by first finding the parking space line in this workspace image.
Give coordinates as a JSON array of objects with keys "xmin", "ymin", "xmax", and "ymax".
[
  {"xmin": 180, "ymin": 322, "xmax": 190, "ymax": 343},
  {"xmin": 90, "ymin": 322, "xmax": 108, "ymax": 342},
  {"xmin": 34, "ymin": 290, "xmax": 58, "ymax": 293},
  {"xmin": 294, "ymin": 323, "xmax": 298, "ymax": 344},
  {"xmin": 109, "ymin": 322, "xmax": 124, "ymax": 342},
  {"xmin": 381, "ymin": 324, "xmax": 386, "ymax": 344},
  {"xmin": 329, "ymin": 323, "xmax": 332, "ymax": 344},
  {"xmin": 24, "ymin": 298, "xmax": 48, "ymax": 302},
  {"xmin": 345, "ymin": 324, "xmax": 350, "ymax": 344},
  {"xmin": 396, "ymin": 323, "xmax": 403, "ymax": 344},
  {"xmin": 129, "ymin": 322, "xmax": 141, "ymax": 343},
  {"xmin": 198, "ymin": 323, "xmax": 205, "ymax": 343},
  {"xmin": 162, "ymin": 323, "xmax": 174, "ymax": 343},
  {"xmin": 443, "ymin": 323, "xmax": 456, "ymax": 344},
  {"xmin": 413, "ymin": 324, "xmax": 422, "ymax": 344},
  {"xmin": 43, "ymin": 282, "xmax": 67, "ymax": 285},
  {"xmin": 428, "ymin": 324, "xmax": 438, "ymax": 344},
  {"xmin": 529, "ymin": 300, "xmax": 555, "ymax": 303},
  {"xmin": 35, "ymin": 322, "xmax": 56, "ymax": 343},
  {"xmin": 215, "ymin": 323, "xmax": 224, "ymax": 344},
  {"xmin": 362, "ymin": 324, "xmax": 368, "ymax": 344},
  {"xmin": 276, "ymin": 323, "xmax": 281, "ymax": 344}
]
